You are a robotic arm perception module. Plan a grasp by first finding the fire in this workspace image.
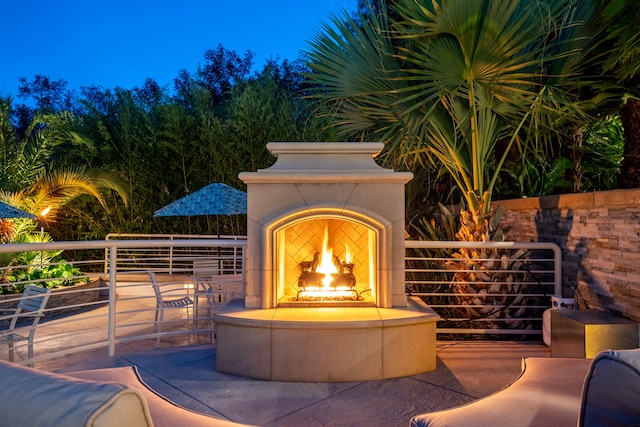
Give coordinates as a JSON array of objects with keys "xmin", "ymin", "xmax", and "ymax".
[
  {"xmin": 297, "ymin": 226, "xmax": 357, "ymax": 300},
  {"xmin": 315, "ymin": 226, "xmax": 339, "ymax": 288}
]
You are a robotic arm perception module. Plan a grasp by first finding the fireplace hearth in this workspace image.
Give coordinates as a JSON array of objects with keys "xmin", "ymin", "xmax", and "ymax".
[{"xmin": 213, "ymin": 142, "xmax": 439, "ymax": 382}]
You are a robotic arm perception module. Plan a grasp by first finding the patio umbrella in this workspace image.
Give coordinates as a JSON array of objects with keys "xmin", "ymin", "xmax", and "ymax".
[
  {"xmin": 153, "ymin": 183, "xmax": 247, "ymax": 235},
  {"xmin": 0, "ymin": 202, "xmax": 36, "ymax": 219}
]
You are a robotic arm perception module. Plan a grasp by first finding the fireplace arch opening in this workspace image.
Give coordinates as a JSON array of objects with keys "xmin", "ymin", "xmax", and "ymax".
[{"xmin": 274, "ymin": 211, "xmax": 379, "ymax": 306}]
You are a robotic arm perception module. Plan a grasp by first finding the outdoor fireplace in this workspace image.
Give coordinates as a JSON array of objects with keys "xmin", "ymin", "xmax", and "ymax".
[{"xmin": 214, "ymin": 142, "xmax": 439, "ymax": 382}]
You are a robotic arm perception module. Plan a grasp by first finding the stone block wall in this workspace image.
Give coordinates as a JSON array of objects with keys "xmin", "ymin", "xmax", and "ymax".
[{"xmin": 494, "ymin": 189, "xmax": 640, "ymax": 322}]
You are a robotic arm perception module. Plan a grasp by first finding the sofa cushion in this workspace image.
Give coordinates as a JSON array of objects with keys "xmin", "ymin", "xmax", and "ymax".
[
  {"xmin": 69, "ymin": 366, "xmax": 254, "ymax": 427},
  {"xmin": 0, "ymin": 359, "xmax": 152, "ymax": 427},
  {"xmin": 410, "ymin": 357, "xmax": 591, "ymax": 427},
  {"xmin": 579, "ymin": 348, "xmax": 640, "ymax": 427}
]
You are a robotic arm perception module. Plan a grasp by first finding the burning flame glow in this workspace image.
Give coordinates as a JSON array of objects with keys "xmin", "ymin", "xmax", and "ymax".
[
  {"xmin": 299, "ymin": 226, "xmax": 356, "ymax": 299},
  {"xmin": 315, "ymin": 227, "xmax": 338, "ymax": 288}
]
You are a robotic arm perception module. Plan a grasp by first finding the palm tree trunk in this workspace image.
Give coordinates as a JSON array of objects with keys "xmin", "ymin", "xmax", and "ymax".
[
  {"xmin": 571, "ymin": 125, "xmax": 583, "ymax": 193},
  {"xmin": 619, "ymin": 99, "xmax": 640, "ymax": 188}
]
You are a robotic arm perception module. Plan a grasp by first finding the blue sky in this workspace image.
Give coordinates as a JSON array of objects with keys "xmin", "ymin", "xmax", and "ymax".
[{"xmin": 1, "ymin": 0, "xmax": 357, "ymax": 97}]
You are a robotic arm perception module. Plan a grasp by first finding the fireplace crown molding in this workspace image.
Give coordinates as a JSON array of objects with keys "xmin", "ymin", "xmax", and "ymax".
[{"xmin": 239, "ymin": 142, "xmax": 413, "ymax": 184}]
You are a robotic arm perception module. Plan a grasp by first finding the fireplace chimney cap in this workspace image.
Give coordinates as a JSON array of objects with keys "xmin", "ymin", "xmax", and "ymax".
[
  {"xmin": 240, "ymin": 142, "xmax": 413, "ymax": 183},
  {"xmin": 267, "ymin": 142, "xmax": 384, "ymax": 157},
  {"xmin": 262, "ymin": 142, "xmax": 387, "ymax": 172}
]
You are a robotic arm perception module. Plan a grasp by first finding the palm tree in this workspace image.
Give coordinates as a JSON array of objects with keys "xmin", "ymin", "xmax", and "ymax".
[
  {"xmin": 0, "ymin": 97, "xmax": 128, "ymax": 240},
  {"xmin": 596, "ymin": 0, "xmax": 640, "ymax": 188},
  {"xmin": 306, "ymin": 0, "xmax": 600, "ymax": 215},
  {"xmin": 305, "ymin": 0, "xmax": 603, "ymax": 330}
]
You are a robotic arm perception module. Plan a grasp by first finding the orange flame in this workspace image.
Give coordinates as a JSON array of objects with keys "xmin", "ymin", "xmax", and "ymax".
[{"xmin": 315, "ymin": 226, "xmax": 338, "ymax": 288}]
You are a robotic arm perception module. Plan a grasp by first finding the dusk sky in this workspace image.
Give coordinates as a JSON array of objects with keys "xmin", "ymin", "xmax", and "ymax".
[{"xmin": 1, "ymin": 0, "xmax": 358, "ymax": 97}]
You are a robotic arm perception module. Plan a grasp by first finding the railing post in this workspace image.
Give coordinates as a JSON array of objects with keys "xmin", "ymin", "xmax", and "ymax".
[
  {"xmin": 552, "ymin": 244, "xmax": 563, "ymax": 297},
  {"xmin": 169, "ymin": 235, "xmax": 174, "ymax": 274},
  {"xmin": 108, "ymin": 245, "xmax": 117, "ymax": 356}
]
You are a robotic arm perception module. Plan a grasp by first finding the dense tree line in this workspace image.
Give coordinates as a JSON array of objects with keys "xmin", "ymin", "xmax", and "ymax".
[{"xmin": 4, "ymin": 46, "xmax": 341, "ymax": 241}]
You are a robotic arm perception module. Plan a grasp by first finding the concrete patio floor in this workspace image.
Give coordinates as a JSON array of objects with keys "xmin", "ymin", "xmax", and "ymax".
[
  {"xmin": 16, "ymin": 296, "xmax": 552, "ymax": 426},
  {"xmin": 50, "ymin": 340, "xmax": 550, "ymax": 427}
]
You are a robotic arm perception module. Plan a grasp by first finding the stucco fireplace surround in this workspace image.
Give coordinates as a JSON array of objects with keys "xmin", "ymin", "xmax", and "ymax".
[{"xmin": 214, "ymin": 142, "xmax": 439, "ymax": 382}]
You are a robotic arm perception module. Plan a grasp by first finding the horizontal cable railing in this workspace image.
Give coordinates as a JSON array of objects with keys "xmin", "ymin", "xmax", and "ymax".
[
  {"xmin": 405, "ymin": 241, "xmax": 561, "ymax": 337},
  {"xmin": 105, "ymin": 233, "xmax": 246, "ymax": 275},
  {"xmin": 0, "ymin": 239, "xmax": 246, "ymax": 368},
  {"xmin": 0, "ymin": 238, "xmax": 560, "ymax": 367}
]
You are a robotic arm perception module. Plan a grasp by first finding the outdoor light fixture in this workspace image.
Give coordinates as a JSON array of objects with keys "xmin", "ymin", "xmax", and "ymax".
[
  {"xmin": 38, "ymin": 207, "xmax": 51, "ymax": 237},
  {"xmin": 38, "ymin": 206, "xmax": 51, "ymax": 268}
]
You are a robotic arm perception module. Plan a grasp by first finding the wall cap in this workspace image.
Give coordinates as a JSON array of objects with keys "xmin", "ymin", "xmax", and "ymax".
[{"xmin": 493, "ymin": 188, "xmax": 640, "ymax": 211}]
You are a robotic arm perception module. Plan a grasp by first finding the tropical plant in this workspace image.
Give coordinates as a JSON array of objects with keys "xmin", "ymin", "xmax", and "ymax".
[
  {"xmin": 593, "ymin": 0, "xmax": 640, "ymax": 188},
  {"xmin": 306, "ymin": 0, "xmax": 601, "ymax": 331},
  {"xmin": 498, "ymin": 156, "xmax": 574, "ymax": 198},
  {"xmin": 5, "ymin": 259, "xmax": 86, "ymax": 294},
  {"xmin": 0, "ymin": 97, "xmax": 128, "ymax": 288},
  {"xmin": 0, "ymin": 97, "xmax": 128, "ymax": 223},
  {"xmin": 306, "ymin": 0, "xmax": 600, "ymax": 215},
  {"xmin": 579, "ymin": 114, "xmax": 624, "ymax": 191}
]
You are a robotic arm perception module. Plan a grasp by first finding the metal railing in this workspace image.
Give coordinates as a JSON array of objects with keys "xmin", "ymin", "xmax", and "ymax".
[
  {"xmin": 0, "ymin": 239, "xmax": 246, "ymax": 367},
  {"xmin": 405, "ymin": 241, "xmax": 561, "ymax": 336},
  {"xmin": 0, "ymin": 238, "xmax": 560, "ymax": 367},
  {"xmin": 105, "ymin": 233, "xmax": 246, "ymax": 275}
]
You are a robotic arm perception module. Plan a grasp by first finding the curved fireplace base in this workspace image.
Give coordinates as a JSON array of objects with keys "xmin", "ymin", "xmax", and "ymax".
[{"xmin": 213, "ymin": 297, "xmax": 440, "ymax": 382}]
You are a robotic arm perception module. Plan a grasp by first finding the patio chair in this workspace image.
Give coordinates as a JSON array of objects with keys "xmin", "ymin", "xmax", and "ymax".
[
  {"xmin": 191, "ymin": 273, "xmax": 243, "ymax": 343},
  {"xmin": 0, "ymin": 284, "xmax": 51, "ymax": 366},
  {"xmin": 149, "ymin": 272, "xmax": 193, "ymax": 346},
  {"xmin": 211, "ymin": 274, "xmax": 244, "ymax": 302}
]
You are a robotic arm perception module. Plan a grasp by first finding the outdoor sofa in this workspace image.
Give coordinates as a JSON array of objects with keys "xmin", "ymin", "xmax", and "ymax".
[
  {"xmin": 410, "ymin": 348, "xmax": 640, "ymax": 427},
  {"xmin": 0, "ymin": 359, "xmax": 253, "ymax": 427}
]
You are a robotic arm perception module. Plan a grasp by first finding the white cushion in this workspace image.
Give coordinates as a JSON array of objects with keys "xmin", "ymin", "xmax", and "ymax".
[{"xmin": 0, "ymin": 360, "xmax": 152, "ymax": 427}]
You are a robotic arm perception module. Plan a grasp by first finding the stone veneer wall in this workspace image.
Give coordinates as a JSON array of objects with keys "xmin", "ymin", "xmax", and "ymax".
[{"xmin": 494, "ymin": 189, "xmax": 640, "ymax": 322}]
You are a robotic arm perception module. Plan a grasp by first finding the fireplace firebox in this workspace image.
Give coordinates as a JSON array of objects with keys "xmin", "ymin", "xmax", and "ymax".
[{"xmin": 213, "ymin": 142, "xmax": 439, "ymax": 382}]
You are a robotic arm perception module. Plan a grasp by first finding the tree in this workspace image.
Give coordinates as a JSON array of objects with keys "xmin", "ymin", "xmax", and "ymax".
[
  {"xmin": 0, "ymin": 97, "xmax": 128, "ymax": 234},
  {"xmin": 305, "ymin": 0, "xmax": 604, "ymax": 330},
  {"xmin": 306, "ymin": 0, "xmax": 601, "ymax": 216},
  {"xmin": 195, "ymin": 44, "xmax": 255, "ymax": 109},
  {"xmin": 14, "ymin": 75, "xmax": 81, "ymax": 137},
  {"xmin": 597, "ymin": 0, "xmax": 640, "ymax": 188}
]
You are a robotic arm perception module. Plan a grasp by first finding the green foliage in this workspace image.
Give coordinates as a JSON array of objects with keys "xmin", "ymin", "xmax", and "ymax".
[
  {"xmin": 498, "ymin": 156, "xmax": 574, "ymax": 198},
  {"xmin": 0, "ymin": 97, "xmax": 128, "ymax": 225},
  {"xmin": 600, "ymin": 0, "xmax": 640, "ymax": 82},
  {"xmin": 306, "ymin": 0, "xmax": 603, "ymax": 216},
  {"xmin": 5, "ymin": 260, "xmax": 85, "ymax": 293},
  {"xmin": 0, "ymin": 223, "xmax": 86, "ymax": 294},
  {"xmin": 580, "ymin": 115, "xmax": 624, "ymax": 191},
  {"xmin": 38, "ymin": 55, "xmax": 340, "ymax": 240}
]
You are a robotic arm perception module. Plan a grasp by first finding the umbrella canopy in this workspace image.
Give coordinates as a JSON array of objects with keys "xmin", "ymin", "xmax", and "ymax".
[
  {"xmin": 154, "ymin": 183, "xmax": 247, "ymax": 217},
  {"xmin": 0, "ymin": 202, "xmax": 36, "ymax": 219}
]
